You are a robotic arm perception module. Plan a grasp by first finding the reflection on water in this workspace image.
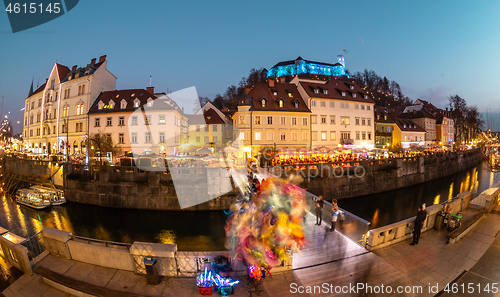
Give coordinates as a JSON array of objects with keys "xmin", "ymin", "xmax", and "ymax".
[
  {"xmin": 0, "ymin": 193, "xmax": 227, "ymax": 251},
  {"xmin": 340, "ymin": 162, "xmax": 500, "ymax": 229}
]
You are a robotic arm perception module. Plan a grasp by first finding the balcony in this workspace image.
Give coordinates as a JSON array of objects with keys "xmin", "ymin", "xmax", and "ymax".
[
  {"xmin": 340, "ymin": 138, "xmax": 354, "ymax": 145},
  {"xmin": 375, "ymin": 132, "xmax": 392, "ymax": 137}
]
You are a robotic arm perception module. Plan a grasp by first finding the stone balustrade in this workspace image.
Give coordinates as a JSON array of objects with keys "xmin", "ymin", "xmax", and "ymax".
[{"xmin": 366, "ymin": 191, "xmax": 472, "ymax": 251}]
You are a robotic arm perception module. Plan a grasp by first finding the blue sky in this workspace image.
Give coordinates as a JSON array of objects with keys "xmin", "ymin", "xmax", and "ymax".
[{"xmin": 1, "ymin": 0, "xmax": 500, "ymax": 133}]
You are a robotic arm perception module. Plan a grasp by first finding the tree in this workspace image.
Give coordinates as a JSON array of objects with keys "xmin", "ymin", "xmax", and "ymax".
[
  {"xmin": 448, "ymin": 95, "xmax": 484, "ymax": 143},
  {"xmin": 88, "ymin": 132, "xmax": 121, "ymax": 165}
]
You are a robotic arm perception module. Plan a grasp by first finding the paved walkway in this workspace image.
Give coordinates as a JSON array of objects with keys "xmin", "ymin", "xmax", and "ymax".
[{"xmin": 3, "ymin": 209, "xmax": 500, "ymax": 297}]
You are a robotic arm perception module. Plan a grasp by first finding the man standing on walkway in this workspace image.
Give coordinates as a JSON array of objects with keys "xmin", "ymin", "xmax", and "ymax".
[
  {"xmin": 410, "ymin": 205, "xmax": 427, "ymax": 245},
  {"xmin": 315, "ymin": 196, "xmax": 324, "ymax": 225}
]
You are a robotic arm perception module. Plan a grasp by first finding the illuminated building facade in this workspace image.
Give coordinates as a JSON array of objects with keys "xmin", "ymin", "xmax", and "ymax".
[
  {"xmin": 267, "ymin": 56, "xmax": 349, "ymax": 79},
  {"xmin": 23, "ymin": 55, "xmax": 116, "ymax": 154}
]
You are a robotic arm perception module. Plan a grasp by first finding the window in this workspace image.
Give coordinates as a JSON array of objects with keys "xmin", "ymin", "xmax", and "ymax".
[
  {"xmin": 62, "ymin": 106, "xmax": 69, "ymax": 117},
  {"xmin": 196, "ymin": 136, "xmax": 200, "ymax": 143},
  {"xmin": 98, "ymin": 101, "xmax": 103, "ymax": 110},
  {"xmin": 323, "ymin": 90, "xmax": 328, "ymax": 95},
  {"xmin": 204, "ymin": 125, "xmax": 209, "ymax": 132},
  {"xmin": 355, "ymin": 118, "xmax": 360, "ymax": 125},
  {"xmin": 255, "ymin": 132, "xmax": 261, "ymax": 140},
  {"xmin": 280, "ymin": 117, "xmax": 286, "ymax": 125},
  {"xmin": 362, "ymin": 132, "xmax": 366, "ymax": 140},
  {"xmin": 119, "ymin": 117, "xmax": 125, "ymax": 126},
  {"xmin": 311, "ymin": 100, "xmax": 316, "ymax": 107},
  {"xmin": 321, "ymin": 132, "xmax": 327, "ymax": 141},
  {"xmin": 145, "ymin": 116, "xmax": 151, "ymax": 125},
  {"xmin": 291, "ymin": 117, "xmax": 297, "ymax": 125},
  {"xmin": 267, "ymin": 132, "xmax": 274, "ymax": 141},
  {"xmin": 294, "ymin": 101, "xmax": 299, "ymax": 108},
  {"xmin": 261, "ymin": 99, "xmax": 266, "ymax": 107},
  {"xmin": 330, "ymin": 115, "xmax": 336, "ymax": 124},
  {"xmin": 107, "ymin": 117, "xmax": 112, "ymax": 126},
  {"xmin": 36, "ymin": 128, "xmax": 40, "ymax": 136},
  {"xmin": 291, "ymin": 132, "xmax": 298, "ymax": 141},
  {"xmin": 368, "ymin": 133, "xmax": 372, "ymax": 140},
  {"xmin": 240, "ymin": 132, "xmax": 245, "ymax": 140},
  {"xmin": 355, "ymin": 104, "xmax": 359, "ymax": 110},
  {"xmin": 302, "ymin": 117, "xmax": 308, "ymax": 126},
  {"xmin": 362, "ymin": 118, "xmax": 366, "ymax": 126},
  {"xmin": 330, "ymin": 132, "xmax": 336, "ymax": 140},
  {"xmin": 353, "ymin": 93, "xmax": 357, "ymax": 98},
  {"xmin": 255, "ymin": 116, "xmax": 261, "ymax": 125},
  {"xmin": 341, "ymin": 92, "xmax": 346, "ymax": 97},
  {"xmin": 212, "ymin": 125, "xmax": 218, "ymax": 132},
  {"xmin": 367, "ymin": 119, "xmax": 371, "ymax": 126},
  {"xmin": 341, "ymin": 103, "xmax": 348, "ymax": 109},
  {"xmin": 134, "ymin": 100, "xmax": 140, "ymax": 108},
  {"xmin": 132, "ymin": 116, "xmax": 138, "ymax": 125},
  {"xmin": 196, "ymin": 125, "xmax": 200, "ymax": 132},
  {"xmin": 145, "ymin": 132, "xmax": 151, "ymax": 143},
  {"xmin": 121, "ymin": 100, "xmax": 127, "ymax": 109},
  {"xmin": 312, "ymin": 131, "xmax": 318, "ymax": 141},
  {"xmin": 38, "ymin": 98, "xmax": 42, "ymax": 106},
  {"xmin": 239, "ymin": 116, "xmax": 245, "ymax": 125},
  {"xmin": 75, "ymin": 122, "xmax": 83, "ymax": 132},
  {"xmin": 108, "ymin": 100, "xmax": 115, "ymax": 109},
  {"xmin": 367, "ymin": 105, "xmax": 371, "ymax": 111},
  {"xmin": 302, "ymin": 132, "xmax": 308, "ymax": 141},
  {"xmin": 94, "ymin": 118, "xmax": 100, "ymax": 127},
  {"xmin": 330, "ymin": 102, "xmax": 334, "ymax": 108},
  {"xmin": 213, "ymin": 136, "xmax": 218, "ymax": 142},
  {"xmin": 159, "ymin": 132, "xmax": 165, "ymax": 143},
  {"xmin": 30, "ymin": 115, "xmax": 33, "ymax": 124},
  {"xmin": 320, "ymin": 101, "xmax": 326, "ymax": 107},
  {"xmin": 361, "ymin": 104, "xmax": 365, "ymax": 110},
  {"xmin": 131, "ymin": 133, "xmax": 137, "ymax": 143},
  {"xmin": 30, "ymin": 130, "xmax": 33, "ymax": 137},
  {"xmin": 204, "ymin": 136, "xmax": 210, "ymax": 143},
  {"xmin": 314, "ymin": 89, "xmax": 319, "ymax": 94},
  {"xmin": 387, "ymin": 126, "xmax": 391, "ymax": 133},
  {"xmin": 350, "ymin": 85, "xmax": 354, "ymax": 90},
  {"xmin": 321, "ymin": 116, "xmax": 326, "ymax": 124},
  {"xmin": 267, "ymin": 116, "xmax": 273, "ymax": 125},
  {"xmin": 278, "ymin": 99, "xmax": 284, "ymax": 108},
  {"xmin": 341, "ymin": 132, "xmax": 351, "ymax": 140},
  {"xmin": 76, "ymin": 103, "xmax": 84, "ymax": 115},
  {"xmin": 341, "ymin": 117, "xmax": 350, "ymax": 125},
  {"xmin": 364, "ymin": 95, "xmax": 369, "ymax": 99},
  {"xmin": 60, "ymin": 124, "xmax": 65, "ymax": 134},
  {"xmin": 311, "ymin": 115, "xmax": 317, "ymax": 124},
  {"xmin": 280, "ymin": 132, "xmax": 286, "ymax": 141}
]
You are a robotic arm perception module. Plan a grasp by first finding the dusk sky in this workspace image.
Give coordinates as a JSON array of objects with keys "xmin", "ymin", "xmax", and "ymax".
[{"xmin": 1, "ymin": 0, "xmax": 500, "ymax": 133}]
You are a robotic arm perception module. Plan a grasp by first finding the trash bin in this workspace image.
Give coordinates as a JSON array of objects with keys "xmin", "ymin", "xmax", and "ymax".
[
  {"xmin": 144, "ymin": 257, "xmax": 161, "ymax": 285},
  {"xmin": 435, "ymin": 212, "xmax": 445, "ymax": 230}
]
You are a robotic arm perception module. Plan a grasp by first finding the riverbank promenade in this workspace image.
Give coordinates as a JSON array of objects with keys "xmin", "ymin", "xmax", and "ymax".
[{"xmin": 3, "ymin": 203, "xmax": 500, "ymax": 297}]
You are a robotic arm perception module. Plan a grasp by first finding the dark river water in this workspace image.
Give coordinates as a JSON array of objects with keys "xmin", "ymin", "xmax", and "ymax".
[{"xmin": 0, "ymin": 162, "xmax": 498, "ymax": 251}]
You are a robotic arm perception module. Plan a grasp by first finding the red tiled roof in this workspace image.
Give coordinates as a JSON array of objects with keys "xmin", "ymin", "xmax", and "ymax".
[
  {"xmin": 395, "ymin": 118, "xmax": 426, "ymax": 132},
  {"xmin": 375, "ymin": 106, "xmax": 395, "ymax": 123},
  {"xmin": 55, "ymin": 63, "xmax": 70, "ymax": 82},
  {"xmin": 31, "ymin": 83, "xmax": 46, "ymax": 97},
  {"xmin": 244, "ymin": 81, "xmax": 311, "ymax": 113},
  {"xmin": 299, "ymin": 79, "xmax": 375, "ymax": 104},
  {"xmin": 88, "ymin": 89, "xmax": 156, "ymax": 114},
  {"xmin": 187, "ymin": 108, "xmax": 225, "ymax": 125}
]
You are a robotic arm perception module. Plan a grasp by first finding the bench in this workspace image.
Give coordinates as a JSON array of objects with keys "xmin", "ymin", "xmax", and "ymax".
[
  {"xmin": 447, "ymin": 209, "xmax": 487, "ymax": 244},
  {"xmin": 35, "ymin": 267, "xmax": 144, "ymax": 297}
]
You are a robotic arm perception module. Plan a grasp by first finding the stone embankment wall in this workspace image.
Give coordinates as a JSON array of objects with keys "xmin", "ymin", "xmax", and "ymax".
[
  {"xmin": 63, "ymin": 164, "xmax": 239, "ymax": 211},
  {"xmin": 276, "ymin": 149, "xmax": 483, "ymax": 200}
]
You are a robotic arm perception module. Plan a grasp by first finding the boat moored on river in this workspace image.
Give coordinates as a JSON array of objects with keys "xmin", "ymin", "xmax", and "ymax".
[
  {"xmin": 15, "ymin": 189, "xmax": 51, "ymax": 210},
  {"xmin": 29, "ymin": 185, "xmax": 66, "ymax": 206}
]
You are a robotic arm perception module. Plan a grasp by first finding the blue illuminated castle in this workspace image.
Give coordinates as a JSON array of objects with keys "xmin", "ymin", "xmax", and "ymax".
[{"xmin": 266, "ymin": 55, "xmax": 349, "ymax": 79}]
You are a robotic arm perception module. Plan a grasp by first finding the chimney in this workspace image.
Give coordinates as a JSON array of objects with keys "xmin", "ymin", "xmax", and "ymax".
[
  {"xmin": 45, "ymin": 78, "xmax": 48, "ymax": 83},
  {"xmin": 146, "ymin": 86, "xmax": 154, "ymax": 94},
  {"xmin": 99, "ymin": 55, "xmax": 107, "ymax": 62},
  {"xmin": 72, "ymin": 65, "xmax": 77, "ymax": 71},
  {"xmin": 268, "ymin": 79, "xmax": 275, "ymax": 88},
  {"xmin": 91, "ymin": 58, "xmax": 96, "ymax": 64}
]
